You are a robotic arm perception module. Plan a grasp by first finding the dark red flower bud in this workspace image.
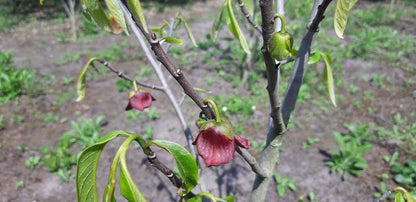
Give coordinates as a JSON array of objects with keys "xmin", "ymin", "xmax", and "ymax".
[
  {"xmin": 193, "ymin": 118, "xmax": 250, "ymax": 167},
  {"xmin": 125, "ymin": 89, "xmax": 155, "ymax": 111}
]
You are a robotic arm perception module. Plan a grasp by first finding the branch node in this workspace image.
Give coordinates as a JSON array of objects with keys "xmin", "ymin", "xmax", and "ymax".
[
  {"xmin": 148, "ymin": 153, "xmax": 157, "ymax": 159},
  {"xmin": 167, "ymin": 172, "xmax": 174, "ymax": 178},
  {"xmin": 175, "ymin": 69, "xmax": 182, "ymax": 76},
  {"xmin": 117, "ymin": 72, "xmax": 123, "ymax": 77}
]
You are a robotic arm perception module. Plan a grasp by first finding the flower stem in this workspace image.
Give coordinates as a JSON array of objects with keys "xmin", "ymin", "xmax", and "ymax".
[
  {"xmin": 133, "ymin": 78, "xmax": 138, "ymax": 91},
  {"xmin": 203, "ymin": 99, "xmax": 221, "ymax": 123},
  {"xmin": 273, "ymin": 14, "xmax": 286, "ymax": 33}
]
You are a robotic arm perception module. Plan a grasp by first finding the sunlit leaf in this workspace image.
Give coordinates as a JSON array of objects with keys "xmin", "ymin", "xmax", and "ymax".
[
  {"xmin": 393, "ymin": 187, "xmax": 415, "ymax": 202},
  {"xmin": 176, "ymin": 17, "xmax": 198, "ymax": 47},
  {"xmin": 147, "ymin": 140, "xmax": 198, "ymax": 194},
  {"xmin": 119, "ymin": 136, "xmax": 146, "ymax": 202},
  {"xmin": 319, "ymin": 51, "xmax": 336, "ymax": 106},
  {"xmin": 76, "ymin": 57, "xmax": 100, "ymax": 102},
  {"xmin": 76, "ymin": 130, "xmax": 133, "ymax": 202},
  {"xmin": 103, "ymin": 150, "xmax": 120, "ymax": 202},
  {"xmin": 80, "ymin": 0, "xmax": 112, "ymax": 32},
  {"xmin": 161, "ymin": 36, "xmax": 183, "ymax": 45},
  {"xmin": 333, "ymin": 132, "xmax": 344, "ymax": 153},
  {"xmin": 105, "ymin": 0, "xmax": 128, "ymax": 34},
  {"xmin": 40, "ymin": 0, "xmax": 45, "ymax": 5},
  {"xmin": 224, "ymin": 0, "xmax": 250, "ymax": 54},
  {"xmin": 307, "ymin": 51, "xmax": 321, "ymax": 65},
  {"xmin": 127, "ymin": 0, "xmax": 148, "ymax": 33},
  {"xmin": 212, "ymin": 0, "xmax": 227, "ymax": 40},
  {"xmin": 395, "ymin": 192, "xmax": 405, "ymax": 202},
  {"xmin": 334, "ymin": 0, "xmax": 358, "ymax": 38}
]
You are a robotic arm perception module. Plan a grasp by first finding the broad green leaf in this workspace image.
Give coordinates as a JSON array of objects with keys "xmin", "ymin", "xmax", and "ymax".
[
  {"xmin": 394, "ymin": 175, "xmax": 414, "ymax": 186},
  {"xmin": 127, "ymin": 0, "xmax": 148, "ymax": 33},
  {"xmin": 395, "ymin": 192, "xmax": 405, "ymax": 202},
  {"xmin": 307, "ymin": 51, "xmax": 321, "ymax": 65},
  {"xmin": 76, "ymin": 130, "xmax": 133, "ymax": 202},
  {"xmin": 76, "ymin": 57, "xmax": 99, "ymax": 102},
  {"xmin": 119, "ymin": 136, "xmax": 146, "ymax": 202},
  {"xmin": 161, "ymin": 36, "xmax": 183, "ymax": 45},
  {"xmin": 212, "ymin": 1, "xmax": 227, "ymax": 40},
  {"xmin": 333, "ymin": 132, "xmax": 344, "ymax": 153},
  {"xmin": 223, "ymin": 195, "xmax": 234, "ymax": 202},
  {"xmin": 176, "ymin": 17, "xmax": 198, "ymax": 47},
  {"xmin": 80, "ymin": 0, "xmax": 112, "ymax": 32},
  {"xmin": 224, "ymin": 0, "xmax": 250, "ymax": 54},
  {"xmin": 105, "ymin": 0, "xmax": 128, "ymax": 34},
  {"xmin": 147, "ymin": 140, "xmax": 198, "ymax": 194},
  {"xmin": 319, "ymin": 51, "xmax": 336, "ymax": 106},
  {"xmin": 334, "ymin": 0, "xmax": 358, "ymax": 38}
]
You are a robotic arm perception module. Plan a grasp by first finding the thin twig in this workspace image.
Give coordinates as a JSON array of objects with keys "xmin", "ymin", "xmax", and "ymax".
[
  {"xmin": 96, "ymin": 60, "xmax": 164, "ymax": 91},
  {"xmin": 237, "ymin": 0, "xmax": 262, "ymax": 34},
  {"xmin": 236, "ymin": 147, "xmax": 267, "ymax": 178},
  {"xmin": 373, "ymin": 190, "xmax": 391, "ymax": 202}
]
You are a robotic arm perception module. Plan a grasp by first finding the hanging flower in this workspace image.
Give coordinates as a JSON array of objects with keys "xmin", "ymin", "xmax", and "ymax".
[
  {"xmin": 125, "ymin": 79, "xmax": 155, "ymax": 111},
  {"xmin": 193, "ymin": 99, "xmax": 250, "ymax": 167}
]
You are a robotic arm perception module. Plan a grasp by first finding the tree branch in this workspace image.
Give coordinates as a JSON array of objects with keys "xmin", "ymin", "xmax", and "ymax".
[
  {"xmin": 237, "ymin": 0, "xmax": 262, "ymax": 34},
  {"xmin": 236, "ymin": 147, "xmax": 267, "ymax": 178},
  {"xmin": 119, "ymin": 0, "xmax": 213, "ymax": 120},
  {"xmin": 281, "ymin": 0, "xmax": 332, "ymax": 126},
  {"xmin": 95, "ymin": 59, "xmax": 164, "ymax": 91}
]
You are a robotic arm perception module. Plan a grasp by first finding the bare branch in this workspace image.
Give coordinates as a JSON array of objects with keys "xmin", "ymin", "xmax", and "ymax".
[
  {"xmin": 236, "ymin": 147, "xmax": 267, "ymax": 178},
  {"xmin": 237, "ymin": 0, "xmax": 262, "ymax": 34},
  {"xmin": 96, "ymin": 60, "xmax": 164, "ymax": 91}
]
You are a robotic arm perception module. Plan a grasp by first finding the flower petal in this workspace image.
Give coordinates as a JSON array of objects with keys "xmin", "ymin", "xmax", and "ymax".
[
  {"xmin": 194, "ymin": 128, "xmax": 236, "ymax": 167},
  {"xmin": 130, "ymin": 91, "xmax": 153, "ymax": 111},
  {"xmin": 234, "ymin": 135, "xmax": 250, "ymax": 149}
]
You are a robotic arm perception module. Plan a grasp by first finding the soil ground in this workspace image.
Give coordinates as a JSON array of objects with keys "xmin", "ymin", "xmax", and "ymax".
[{"xmin": 0, "ymin": 1, "xmax": 415, "ymax": 202}]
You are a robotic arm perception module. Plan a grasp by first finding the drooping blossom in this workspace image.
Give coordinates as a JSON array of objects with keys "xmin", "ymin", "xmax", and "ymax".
[{"xmin": 125, "ymin": 89, "xmax": 155, "ymax": 111}]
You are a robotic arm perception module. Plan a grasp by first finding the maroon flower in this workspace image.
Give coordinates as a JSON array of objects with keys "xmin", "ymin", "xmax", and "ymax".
[
  {"xmin": 193, "ymin": 118, "xmax": 250, "ymax": 167},
  {"xmin": 125, "ymin": 89, "xmax": 155, "ymax": 111}
]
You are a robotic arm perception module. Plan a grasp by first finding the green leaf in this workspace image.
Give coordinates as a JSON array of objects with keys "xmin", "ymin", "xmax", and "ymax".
[
  {"xmin": 103, "ymin": 150, "xmax": 120, "ymax": 202},
  {"xmin": 319, "ymin": 51, "xmax": 336, "ymax": 106},
  {"xmin": 76, "ymin": 57, "xmax": 100, "ymax": 102},
  {"xmin": 395, "ymin": 192, "xmax": 405, "ymax": 202},
  {"xmin": 241, "ymin": 0, "xmax": 253, "ymax": 16},
  {"xmin": 223, "ymin": 195, "xmax": 234, "ymax": 202},
  {"xmin": 40, "ymin": 0, "xmax": 45, "ymax": 5},
  {"xmin": 334, "ymin": 0, "xmax": 358, "ymax": 39},
  {"xmin": 127, "ymin": 0, "xmax": 148, "ymax": 33},
  {"xmin": 394, "ymin": 174, "xmax": 414, "ymax": 185},
  {"xmin": 176, "ymin": 17, "xmax": 198, "ymax": 47},
  {"xmin": 147, "ymin": 140, "xmax": 198, "ymax": 194},
  {"xmin": 105, "ymin": 0, "xmax": 128, "ymax": 34},
  {"xmin": 393, "ymin": 187, "xmax": 415, "ymax": 202},
  {"xmin": 212, "ymin": 1, "xmax": 227, "ymax": 40},
  {"xmin": 308, "ymin": 51, "xmax": 321, "ymax": 65},
  {"xmin": 224, "ymin": 0, "xmax": 250, "ymax": 54},
  {"xmin": 80, "ymin": 0, "xmax": 112, "ymax": 32},
  {"xmin": 161, "ymin": 37, "xmax": 183, "ymax": 45},
  {"xmin": 119, "ymin": 136, "xmax": 146, "ymax": 202},
  {"xmin": 333, "ymin": 132, "xmax": 344, "ymax": 153},
  {"xmin": 76, "ymin": 130, "xmax": 133, "ymax": 202}
]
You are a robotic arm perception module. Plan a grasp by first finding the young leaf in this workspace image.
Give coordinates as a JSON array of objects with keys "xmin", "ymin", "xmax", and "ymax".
[
  {"xmin": 176, "ymin": 17, "xmax": 198, "ymax": 47},
  {"xmin": 212, "ymin": 0, "xmax": 227, "ymax": 40},
  {"xmin": 119, "ymin": 136, "xmax": 146, "ymax": 202},
  {"xmin": 392, "ymin": 187, "xmax": 415, "ymax": 202},
  {"xmin": 76, "ymin": 130, "xmax": 133, "ymax": 202},
  {"xmin": 319, "ymin": 51, "xmax": 336, "ymax": 106},
  {"xmin": 307, "ymin": 51, "xmax": 321, "ymax": 65},
  {"xmin": 333, "ymin": 132, "xmax": 345, "ymax": 153},
  {"xmin": 105, "ymin": 0, "xmax": 128, "ymax": 34},
  {"xmin": 161, "ymin": 37, "xmax": 183, "ymax": 45},
  {"xmin": 76, "ymin": 57, "xmax": 100, "ymax": 102},
  {"xmin": 126, "ymin": 0, "xmax": 148, "ymax": 33},
  {"xmin": 147, "ymin": 140, "xmax": 198, "ymax": 194},
  {"xmin": 224, "ymin": 0, "xmax": 250, "ymax": 54},
  {"xmin": 80, "ymin": 0, "xmax": 112, "ymax": 32},
  {"xmin": 334, "ymin": 0, "xmax": 358, "ymax": 39}
]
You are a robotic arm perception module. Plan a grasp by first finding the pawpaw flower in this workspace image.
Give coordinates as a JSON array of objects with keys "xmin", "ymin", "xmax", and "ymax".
[
  {"xmin": 125, "ymin": 89, "xmax": 155, "ymax": 111},
  {"xmin": 193, "ymin": 99, "xmax": 250, "ymax": 167}
]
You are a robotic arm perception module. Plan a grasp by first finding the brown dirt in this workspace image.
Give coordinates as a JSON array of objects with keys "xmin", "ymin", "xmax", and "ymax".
[{"xmin": 0, "ymin": 1, "xmax": 415, "ymax": 202}]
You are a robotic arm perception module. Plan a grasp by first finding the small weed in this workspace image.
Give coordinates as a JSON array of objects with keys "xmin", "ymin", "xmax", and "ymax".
[
  {"xmin": 325, "ymin": 132, "xmax": 372, "ymax": 179},
  {"xmin": 17, "ymin": 144, "xmax": 28, "ymax": 152},
  {"xmin": 273, "ymin": 173, "xmax": 296, "ymax": 197},
  {"xmin": 247, "ymin": 137, "xmax": 265, "ymax": 152},
  {"xmin": 377, "ymin": 173, "xmax": 389, "ymax": 181},
  {"xmin": 115, "ymin": 79, "xmax": 132, "ymax": 92},
  {"xmin": 383, "ymin": 151, "xmax": 399, "ymax": 167},
  {"xmin": 0, "ymin": 114, "xmax": 4, "ymax": 129},
  {"xmin": 213, "ymin": 94, "xmax": 257, "ymax": 117},
  {"xmin": 25, "ymin": 155, "xmax": 41, "ymax": 169},
  {"xmin": 143, "ymin": 126, "xmax": 153, "ymax": 140},
  {"xmin": 343, "ymin": 123, "xmax": 376, "ymax": 146},
  {"xmin": 15, "ymin": 181, "xmax": 25, "ymax": 190},
  {"xmin": 302, "ymin": 137, "xmax": 320, "ymax": 150},
  {"xmin": 373, "ymin": 182, "xmax": 388, "ymax": 199},
  {"xmin": 43, "ymin": 113, "xmax": 60, "ymax": 124},
  {"xmin": 58, "ymin": 33, "xmax": 67, "ymax": 43},
  {"xmin": 126, "ymin": 110, "xmax": 143, "ymax": 122},
  {"xmin": 391, "ymin": 160, "xmax": 416, "ymax": 188},
  {"xmin": 145, "ymin": 108, "xmax": 160, "ymax": 120},
  {"xmin": 61, "ymin": 77, "xmax": 74, "ymax": 85}
]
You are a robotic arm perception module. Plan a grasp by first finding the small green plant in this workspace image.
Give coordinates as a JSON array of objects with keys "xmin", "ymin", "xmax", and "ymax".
[
  {"xmin": 15, "ymin": 181, "xmax": 25, "ymax": 190},
  {"xmin": 374, "ymin": 182, "xmax": 388, "ymax": 199},
  {"xmin": 391, "ymin": 160, "xmax": 416, "ymax": 189},
  {"xmin": 384, "ymin": 151, "xmax": 399, "ymax": 167},
  {"xmin": 61, "ymin": 76, "xmax": 74, "ymax": 85},
  {"xmin": 145, "ymin": 107, "xmax": 160, "ymax": 120},
  {"xmin": 325, "ymin": 133, "xmax": 372, "ymax": 179},
  {"xmin": 17, "ymin": 144, "xmax": 28, "ymax": 152},
  {"xmin": 0, "ymin": 114, "xmax": 4, "ymax": 129},
  {"xmin": 378, "ymin": 173, "xmax": 390, "ymax": 181},
  {"xmin": 25, "ymin": 155, "xmax": 41, "ymax": 169},
  {"xmin": 273, "ymin": 173, "xmax": 296, "ymax": 197},
  {"xmin": 43, "ymin": 113, "xmax": 60, "ymax": 124},
  {"xmin": 125, "ymin": 110, "xmax": 143, "ymax": 122},
  {"xmin": 302, "ymin": 137, "xmax": 320, "ymax": 150},
  {"xmin": 115, "ymin": 79, "xmax": 132, "ymax": 92},
  {"xmin": 143, "ymin": 125, "xmax": 153, "ymax": 140},
  {"xmin": 343, "ymin": 123, "xmax": 376, "ymax": 146}
]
